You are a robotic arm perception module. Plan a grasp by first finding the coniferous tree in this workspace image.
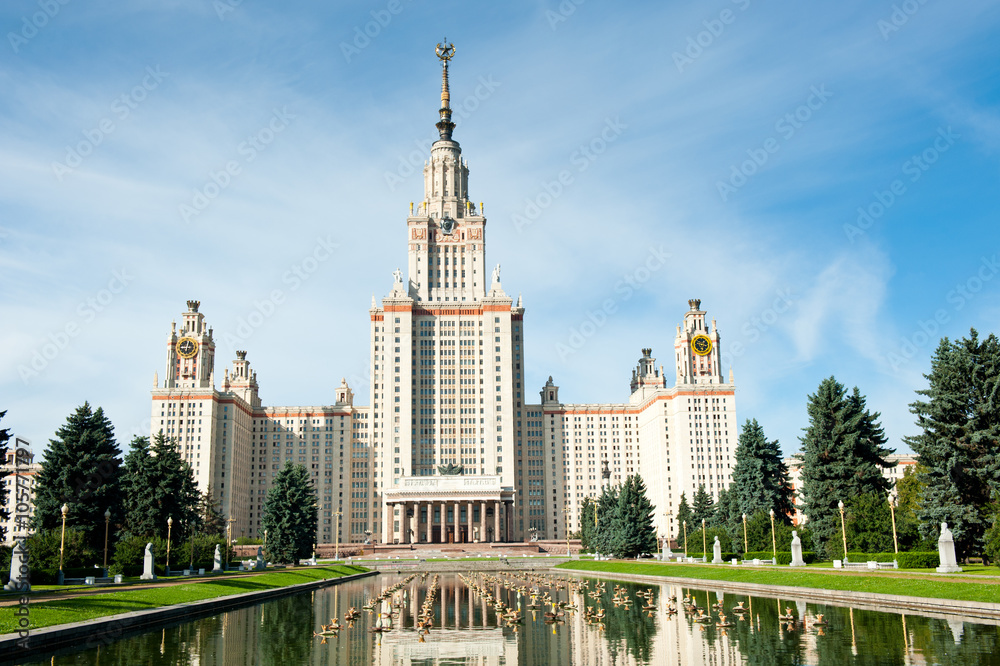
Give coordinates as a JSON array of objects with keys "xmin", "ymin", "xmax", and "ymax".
[
  {"xmin": 0, "ymin": 411, "xmax": 10, "ymax": 543},
  {"xmin": 712, "ymin": 486, "xmax": 743, "ymax": 554},
  {"xmin": 590, "ymin": 485, "xmax": 619, "ymax": 556},
  {"xmin": 199, "ymin": 485, "xmax": 227, "ymax": 536},
  {"xmin": 122, "ymin": 436, "xmax": 157, "ymax": 538},
  {"xmin": 262, "ymin": 462, "xmax": 317, "ymax": 563},
  {"xmin": 732, "ymin": 419, "xmax": 794, "ymax": 522},
  {"xmin": 906, "ymin": 331, "xmax": 1000, "ymax": 559},
  {"xmin": 580, "ymin": 498, "xmax": 596, "ymax": 551},
  {"xmin": 32, "ymin": 402, "xmax": 123, "ymax": 552},
  {"xmin": 121, "ymin": 434, "xmax": 200, "ymax": 541},
  {"xmin": 608, "ymin": 475, "xmax": 656, "ymax": 558},
  {"xmin": 691, "ymin": 484, "xmax": 715, "ymax": 525},
  {"xmin": 799, "ymin": 377, "xmax": 894, "ymax": 559},
  {"xmin": 676, "ymin": 492, "xmax": 692, "ymax": 530}
]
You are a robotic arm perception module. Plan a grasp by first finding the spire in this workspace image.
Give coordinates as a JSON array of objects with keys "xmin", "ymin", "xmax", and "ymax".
[{"xmin": 435, "ymin": 39, "xmax": 456, "ymax": 141}]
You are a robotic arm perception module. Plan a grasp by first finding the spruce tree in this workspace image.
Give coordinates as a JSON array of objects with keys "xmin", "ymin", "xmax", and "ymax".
[
  {"xmin": 32, "ymin": 402, "xmax": 123, "ymax": 552},
  {"xmin": 691, "ymin": 484, "xmax": 715, "ymax": 525},
  {"xmin": 262, "ymin": 462, "xmax": 317, "ymax": 563},
  {"xmin": 906, "ymin": 331, "xmax": 1000, "ymax": 559},
  {"xmin": 799, "ymin": 377, "xmax": 894, "ymax": 559},
  {"xmin": 580, "ymin": 498, "xmax": 596, "ymax": 551},
  {"xmin": 676, "ymin": 492, "xmax": 692, "ymax": 529},
  {"xmin": 732, "ymin": 419, "xmax": 794, "ymax": 522},
  {"xmin": 608, "ymin": 475, "xmax": 656, "ymax": 558},
  {"xmin": 122, "ymin": 436, "xmax": 157, "ymax": 538},
  {"xmin": 591, "ymin": 485, "xmax": 619, "ymax": 556},
  {"xmin": 199, "ymin": 485, "xmax": 227, "ymax": 536},
  {"xmin": 121, "ymin": 434, "xmax": 201, "ymax": 542},
  {"xmin": 0, "ymin": 410, "xmax": 10, "ymax": 543},
  {"xmin": 712, "ymin": 486, "xmax": 743, "ymax": 554}
]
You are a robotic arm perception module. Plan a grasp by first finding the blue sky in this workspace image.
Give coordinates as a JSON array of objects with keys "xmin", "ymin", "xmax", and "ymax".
[{"xmin": 1, "ymin": 0, "xmax": 998, "ymax": 458}]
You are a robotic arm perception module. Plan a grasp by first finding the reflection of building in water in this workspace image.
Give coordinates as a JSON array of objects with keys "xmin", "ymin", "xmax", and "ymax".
[{"xmin": 564, "ymin": 582, "xmax": 744, "ymax": 666}]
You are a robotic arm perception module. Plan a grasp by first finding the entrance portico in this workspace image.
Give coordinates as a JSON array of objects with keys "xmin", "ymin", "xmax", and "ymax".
[{"xmin": 383, "ymin": 475, "xmax": 514, "ymax": 544}]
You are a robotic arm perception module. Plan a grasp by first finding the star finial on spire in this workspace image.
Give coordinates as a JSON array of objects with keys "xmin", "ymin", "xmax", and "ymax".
[{"xmin": 435, "ymin": 40, "xmax": 456, "ymax": 141}]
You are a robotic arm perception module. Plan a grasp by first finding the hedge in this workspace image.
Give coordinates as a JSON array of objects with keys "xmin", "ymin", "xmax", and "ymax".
[
  {"xmin": 846, "ymin": 551, "xmax": 939, "ymax": 568},
  {"xmin": 677, "ymin": 551, "xmax": 818, "ymax": 565}
]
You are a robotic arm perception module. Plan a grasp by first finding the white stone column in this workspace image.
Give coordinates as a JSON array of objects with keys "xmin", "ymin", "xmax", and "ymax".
[
  {"xmin": 494, "ymin": 501, "xmax": 501, "ymax": 542},
  {"xmin": 454, "ymin": 501, "xmax": 461, "ymax": 543},
  {"xmin": 480, "ymin": 501, "xmax": 487, "ymax": 543}
]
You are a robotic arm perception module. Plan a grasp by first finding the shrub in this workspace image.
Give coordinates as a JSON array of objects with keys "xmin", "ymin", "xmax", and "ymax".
[
  {"xmin": 26, "ymin": 529, "xmax": 97, "ymax": 570},
  {"xmin": 844, "ymin": 551, "xmax": 939, "ymax": 568},
  {"xmin": 743, "ymin": 551, "xmax": 817, "ymax": 565},
  {"xmin": 0, "ymin": 545, "xmax": 10, "ymax": 585},
  {"xmin": 111, "ymin": 534, "xmax": 228, "ymax": 575}
]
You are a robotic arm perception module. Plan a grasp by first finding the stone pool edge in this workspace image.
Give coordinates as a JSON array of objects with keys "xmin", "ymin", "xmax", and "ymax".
[
  {"xmin": 558, "ymin": 568, "xmax": 1000, "ymax": 623},
  {"xmin": 0, "ymin": 568, "xmax": 378, "ymax": 663}
]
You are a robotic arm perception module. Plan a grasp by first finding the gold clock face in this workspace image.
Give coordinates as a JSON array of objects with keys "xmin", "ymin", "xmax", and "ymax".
[
  {"xmin": 691, "ymin": 335, "xmax": 713, "ymax": 356},
  {"xmin": 176, "ymin": 337, "xmax": 199, "ymax": 359}
]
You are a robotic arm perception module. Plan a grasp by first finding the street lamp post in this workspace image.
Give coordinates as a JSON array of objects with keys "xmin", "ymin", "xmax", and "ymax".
[
  {"xmin": 263, "ymin": 529, "xmax": 268, "ymax": 561},
  {"xmin": 103, "ymin": 508, "xmax": 111, "ymax": 577},
  {"xmin": 166, "ymin": 517, "xmax": 173, "ymax": 574},
  {"xmin": 769, "ymin": 509, "xmax": 776, "ymax": 563},
  {"xmin": 838, "ymin": 500, "xmax": 848, "ymax": 562},
  {"xmin": 334, "ymin": 511, "xmax": 342, "ymax": 561},
  {"xmin": 702, "ymin": 518, "xmax": 707, "ymax": 563},
  {"xmin": 58, "ymin": 503, "xmax": 68, "ymax": 585},
  {"xmin": 189, "ymin": 521, "xmax": 195, "ymax": 569},
  {"xmin": 742, "ymin": 513, "xmax": 748, "ymax": 555},
  {"xmin": 563, "ymin": 506, "xmax": 572, "ymax": 557},
  {"xmin": 227, "ymin": 518, "xmax": 235, "ymax": 571},
  {"xmin": 683, "ymin": 520, "xmax": 688, "ymax": 558},
  {"xmin": 888, "ymin": 488, "xmax": 899, "ymax": 561}
]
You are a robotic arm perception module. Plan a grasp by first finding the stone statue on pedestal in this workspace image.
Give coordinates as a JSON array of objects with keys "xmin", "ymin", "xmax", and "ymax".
[
  {"xmin": 712, "ymin": 536, "xmax": 723, "ymax": 564},
  {"xmin": 140, "ymin": 542, "xmax": 156, "ymax": 580},
  {"xmin": 4, "ymin": 538, "xmax": 29, "ymax": 592},
  {"xmin": 936, "ymin": 522, "xmax": 963, "ymax": 573},
  {"xmin": 790, "ymin": 530, "xmax": 806, "ymax": 566},
  {"xmin": 213, "ymin": 544, "xmax": 223, "ymax": 572},
  {"xmin": 256, "ymin": 547, "xmax": 265, "ymax": 571}
]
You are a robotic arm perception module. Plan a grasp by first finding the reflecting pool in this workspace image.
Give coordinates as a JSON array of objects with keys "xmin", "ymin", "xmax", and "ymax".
[{"xmin": 15, "ymin": 571, "xmax": 1000, "ymax": 665}]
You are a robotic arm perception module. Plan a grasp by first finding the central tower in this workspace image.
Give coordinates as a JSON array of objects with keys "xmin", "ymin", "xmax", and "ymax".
[
  {"xmin": 374, "ymin": 42, "xmax": 521, "ymax": 545},
  {"xmin": 405, "ymin": 41, "xmax": 488, "ymax": 303}
]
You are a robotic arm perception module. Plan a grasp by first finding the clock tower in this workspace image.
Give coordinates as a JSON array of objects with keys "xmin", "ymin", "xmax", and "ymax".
[
  {"xmin": 675, "ymin": 298, "xmax": 723, "ymax": 386},
  {"xmin": 165, "ymin": 300, "xmax": 216, "ymax": 390}
]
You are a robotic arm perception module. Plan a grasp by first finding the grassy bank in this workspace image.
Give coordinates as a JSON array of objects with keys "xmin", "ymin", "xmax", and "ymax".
[
  {"xmin": 557, "ymin": 561, "xmax": 1000, "ymax": 605},
  {"xmin": 0, "ymin": 565, "xmax": 367, "ymax": 634}
]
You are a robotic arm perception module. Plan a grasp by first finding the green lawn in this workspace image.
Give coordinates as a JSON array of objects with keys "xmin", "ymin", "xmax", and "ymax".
[
  {"xmin": 0, "ymin": 565, "xmax": 367, "ymax": 634},
  {"xmin": 557, "ymin": 560, "xmax": 1000, "ymax": 605}
]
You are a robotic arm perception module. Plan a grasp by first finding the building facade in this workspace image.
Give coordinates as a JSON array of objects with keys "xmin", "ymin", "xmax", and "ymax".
[
  {"xmin": 1, "ymin": 448, "xmax": 41, "ymax": 547},
  {"xmin": 150, "ymin": 44, "xmax": 738, "ymax": 546}
]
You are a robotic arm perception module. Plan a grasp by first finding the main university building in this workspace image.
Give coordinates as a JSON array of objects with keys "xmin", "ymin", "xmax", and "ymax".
[{"xmin": 150, "ymin": 45, "xmax": 738, "ymax": 548}]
